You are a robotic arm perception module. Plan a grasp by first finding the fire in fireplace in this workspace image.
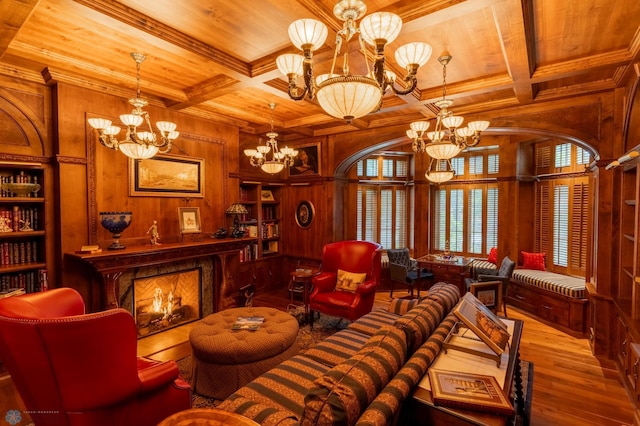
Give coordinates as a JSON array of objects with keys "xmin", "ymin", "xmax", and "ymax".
[{"xmin": 133, "ymin": 268, "xmax": 202, "ymax": 337}]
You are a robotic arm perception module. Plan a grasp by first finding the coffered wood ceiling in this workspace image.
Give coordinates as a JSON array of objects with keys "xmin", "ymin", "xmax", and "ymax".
[{"xmin": 1, "ymin": 0, "xmax": 639, "ymax": 142}]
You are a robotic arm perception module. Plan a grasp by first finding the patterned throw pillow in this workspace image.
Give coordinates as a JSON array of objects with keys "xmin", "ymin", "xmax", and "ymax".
[
  {"xmin": 487, "ymin": 247, "xmax": 498, "ymax": 265},
  {"xmin": 334, "ymin": 269, "xmax": 367, "ymax": 293},
  {"xmin": 521, "ymin": 251, "xmax": 546, "ymax": 271}
]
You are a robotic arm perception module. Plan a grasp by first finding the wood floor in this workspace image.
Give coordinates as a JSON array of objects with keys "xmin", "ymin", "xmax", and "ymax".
[{"xmin": 0, "ymin": 288, "xmax": 636, "ymax": 426}]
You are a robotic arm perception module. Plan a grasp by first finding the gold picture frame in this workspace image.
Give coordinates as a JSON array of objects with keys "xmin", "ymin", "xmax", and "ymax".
[
  {"xmin": 178, "ymin": 207, "xmax": 201, "ymax": 234},
  {"xmin": 129, "ymin": 154, "xmax": 205, "ymax": 197}
]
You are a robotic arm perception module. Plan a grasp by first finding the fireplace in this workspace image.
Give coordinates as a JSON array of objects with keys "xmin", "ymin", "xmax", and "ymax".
[{"xmin": 133, "ymin": 267, "xmax": 202, "ymax": 337}]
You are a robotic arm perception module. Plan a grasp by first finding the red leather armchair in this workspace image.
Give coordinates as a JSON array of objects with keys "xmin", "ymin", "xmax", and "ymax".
[
  {"xmin": 0, "ymin": 287, "xmax": 191, "ymax": 426},
  {"xmin": 309, "ymin": 240, "xmax": 382, "ymax": 327}
]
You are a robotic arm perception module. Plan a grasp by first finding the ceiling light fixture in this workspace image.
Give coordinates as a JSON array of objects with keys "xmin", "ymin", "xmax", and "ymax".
[
  {"xmin": 425, "ymin": 158, "xmax": 455, "ymax": 184},
  {"xmin": 244, "ymin": 103, "xmax": 298, "ymax": 174},
  {"xmin": 276, "ymin": 0, "xmax": 432, "ymax": 123},
  {"xmin": 408, "ymin": 55, "xmax": 489, "ymax": 159},
  {"xmin": 87, "ymin": 52, "xmax": 179, "ymax": 160}
]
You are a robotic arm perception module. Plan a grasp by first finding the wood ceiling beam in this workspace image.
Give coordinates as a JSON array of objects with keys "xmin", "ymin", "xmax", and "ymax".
[
  {"xmin": 492, "ymin": 0, "xmax": 536, "ymax": 104},
  {"xmin": 72, "ymin": 0, "xmax": 250, "ymax": 77},
  {"xmin": 0, "ymin": 0, "xmax": 41, "ymax": 61}
]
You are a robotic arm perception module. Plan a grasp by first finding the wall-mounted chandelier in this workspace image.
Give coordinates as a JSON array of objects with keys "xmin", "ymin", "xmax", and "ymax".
[
  {"xmin": 87, "ymin": 52, "xmax": 179, "ymax": 160},
  {"xmin": 276, "ymin": 0, "xmax": 432, "ymax": 123},
  {"xmin": 407, "ymin": 55, "xmax": 490, "ymax": 160},
  {"xmin": 244, "ymin": 103, "xmax": 298, "ymax": 174}
]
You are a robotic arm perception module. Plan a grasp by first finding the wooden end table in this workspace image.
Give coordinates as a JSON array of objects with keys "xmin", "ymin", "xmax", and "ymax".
[{"xmin": 288, "ymin": 268, "xmax": 319, "ymax": 325}]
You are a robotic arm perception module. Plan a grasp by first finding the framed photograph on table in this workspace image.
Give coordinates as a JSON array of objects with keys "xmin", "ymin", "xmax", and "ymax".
[
  {"xmin": 178, "ymin": 207, "xmax": 201, "ymax": 234},
  {"xmin": 289, "ymin": 143, "xmax": 320, "ymax": 177}
]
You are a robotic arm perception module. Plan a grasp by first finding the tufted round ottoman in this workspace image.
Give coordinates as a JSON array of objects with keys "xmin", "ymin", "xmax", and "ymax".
[{"xmin": 189, "ymin": 306, "xmax": 299, "ymax": 400}]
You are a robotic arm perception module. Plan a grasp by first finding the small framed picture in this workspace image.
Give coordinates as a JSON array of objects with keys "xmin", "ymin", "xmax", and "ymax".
[
  {"xmin": 261, "ymin": 190, "xmax": 275, "ymax": 201},
  {"xmin": 295, "ymin": 200, "xmax": 315, "ymax": 229},
  {"xmin": 469, "ymin": 281, "xmax": 502, "ymax": 313},
  {"xmin": 178, "ymin": 207, "xmax": 201, "ymax": 234}
]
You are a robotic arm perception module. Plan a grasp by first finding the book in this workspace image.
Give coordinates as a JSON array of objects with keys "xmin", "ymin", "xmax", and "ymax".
[
  {"xmin": 428, "ymin": 369, "xmax": 514, "ymax": 416},
  {"xmin": 76, "ymin": 245, "xmax": 102, "ymax": 254},
  {"xmin": 453, "ymin": 292, "xmax": 510, "ymax": 356},
  {"xmin": 232, "ymin": 316, "xmax": 264, "ymax": 331},
  {"xmin": 0, "ymin": 288, "xmax": 25, "ymax": 298}
]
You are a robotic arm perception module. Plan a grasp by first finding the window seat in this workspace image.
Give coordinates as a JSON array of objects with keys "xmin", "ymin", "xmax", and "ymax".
[{"xmin": 506, "ymin": 268, "xmax": 587, "ymax": 333}]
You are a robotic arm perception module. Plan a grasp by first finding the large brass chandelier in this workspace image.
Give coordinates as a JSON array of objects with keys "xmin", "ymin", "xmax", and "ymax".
[
  {"xmin": 244, "ymin": 103, "xmax": 298, "ymax": 174},
  {"xmin": 407, "ymin": 55, "xmax": 490, "ymax": 161},
  {"xmin": 276, "ymin": 0, "xmax": 432, "ymax": 123},
  {"xmin": 87, "ymin": 52, "xmax": 179, "ymax": 160}
]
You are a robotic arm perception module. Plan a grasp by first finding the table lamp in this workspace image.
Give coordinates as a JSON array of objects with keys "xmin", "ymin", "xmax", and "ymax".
[{"xmin": 226, "ymin": 203, "xmax": 249, "ymax": 237}]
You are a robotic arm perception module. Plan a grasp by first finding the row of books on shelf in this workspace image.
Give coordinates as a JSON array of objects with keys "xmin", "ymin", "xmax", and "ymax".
[
  {"xmin": 0, "ymin": 207, "xmax": 40, "ymax": 231},
  {"xmin": 1, "ymin": 241, "xmax": 39, "ymax": 265},
  {"xmin": 261, "ymin": 206, "xmax": 277, "ymax": 220},
  {"xmin": 239, "ymin": 243, "xmax": 258, "ymax": 263},
  {"xmin": 262, "ymin": 223, "xmax": 279, "ymax": 238},
  {"xmin": 0, "ymin": 269, "xmax": 48, "ymax": 294},
  {"xmin": 0, "ymin": 172, "xmax": 40, "ymax": 198}
]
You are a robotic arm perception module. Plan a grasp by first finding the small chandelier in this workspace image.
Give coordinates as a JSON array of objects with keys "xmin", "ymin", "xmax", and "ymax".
[
  {"xmin": 407, "ymin": 55, "xmax": 489, "ymax": 158},
  {"xmin": 425, "ymin": 158, "xmax": 455, "ymax": 184},
  {"xmin": 87, "ymin": 52, "xmax": 179, "ymax": 160},
  {"xmin": 244, "ymin": 103, "xmax": 298, "ymax": 174},
  {"xmin": 276, "ymin": 0, "xmax": 432, "ymax": 123}
]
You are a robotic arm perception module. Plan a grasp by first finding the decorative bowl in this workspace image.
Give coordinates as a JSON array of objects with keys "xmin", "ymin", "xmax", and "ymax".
[
  {"xmin": 1, "ymin": 182, "xmax": 41, "ymax": 197},
  {"xmin": 99, "ymin": 212, "xmax": 132, "ymax": 250}
]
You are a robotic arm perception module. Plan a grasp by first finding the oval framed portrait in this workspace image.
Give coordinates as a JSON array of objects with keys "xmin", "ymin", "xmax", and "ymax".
[{"xmin": 295, "ymin": 200, "xmax": 315, "ymax": 229}]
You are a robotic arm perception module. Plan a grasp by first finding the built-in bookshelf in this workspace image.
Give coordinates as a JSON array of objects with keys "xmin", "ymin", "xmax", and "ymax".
[
  {"xmin": 0, "ymin": 165, "xmax": 47, "ymax": 293},
  {"xmin": 238, "ymin": 181, "xmax": 281, "ymax": 260}
]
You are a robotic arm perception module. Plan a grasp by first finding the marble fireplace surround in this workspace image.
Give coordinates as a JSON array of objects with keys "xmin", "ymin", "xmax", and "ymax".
[{"xmin": 66, "ymin": 238, "xmax": 255, "ymax": 314}]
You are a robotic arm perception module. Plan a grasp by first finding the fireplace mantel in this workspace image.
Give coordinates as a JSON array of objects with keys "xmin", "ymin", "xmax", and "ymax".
[{"xmin": 66, "ymin": 237, "xmax": 256, "ymax": 312}]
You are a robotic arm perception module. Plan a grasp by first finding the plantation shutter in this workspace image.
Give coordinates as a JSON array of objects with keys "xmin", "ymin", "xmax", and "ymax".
[
  {"xmin": 434, "ymin": 189, "xmax": 447, "ymax": 251},
  {"xmin": 395, "ymin": 189, "xmax": 407, "ymax": 248},
  {"xmin": 468, "ymin": 188, "xmax": 483, "ymax": 253},
  {"xmin": 536, "ymin": 183, "xmax": 550, "ymax": 254},
  {"xmin": 486, "ymin": 186, "xmax": 498, "ymax": 251},
  {"xmin": 570, "ymin": 179, "xmax": 589, "ymax": 274},
  {"xmin": 449, "ymin": 189, "xmax": 464, "ymax": 252},
  {"xmin": 553, "ymin": 185, "xmax": 569, "ymax": 267},
  {"xmin": 380, "ymin": 188, "xmax": 393, "ymax": 248},
  {"xmin": 365, "ymin": 187, "xmax": 377, "ymax": 242}
]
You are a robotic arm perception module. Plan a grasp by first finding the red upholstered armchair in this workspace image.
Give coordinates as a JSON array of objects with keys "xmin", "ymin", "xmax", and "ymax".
[
  {"xmin": 0, "ymin": 287, "xmax": 191, "ymax": 426},
  {"xmin": 309, "ymin": 240, "xmax": 382, "ymax": 327}
]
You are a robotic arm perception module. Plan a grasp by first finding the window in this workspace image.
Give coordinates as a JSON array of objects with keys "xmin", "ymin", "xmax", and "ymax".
[
  {"xmin": 535, "ymin": 175, "xmax": 590, "ymax": 276},
  {"xmin": 356, "ymin": 156, "xmax": 410, "ymax": 249},
  {"xmin": 534, "ymin": 142, "xmax": 590, "ymax": 275},
  {"xmin": 433, "ymin": 184, "xmax": 499, "ymax": 256}
]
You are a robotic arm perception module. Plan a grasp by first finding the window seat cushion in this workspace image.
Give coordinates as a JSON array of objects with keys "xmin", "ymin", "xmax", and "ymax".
[{"xmin": 511, "ymin": 269, "xmax": 586, "ymax": 298}]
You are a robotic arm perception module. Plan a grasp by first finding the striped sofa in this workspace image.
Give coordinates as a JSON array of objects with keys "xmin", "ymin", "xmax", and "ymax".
[
  {"xmin": 217, "ymin": 282, "xmax": 460, "ymax": 426},
  {"xmin": 506, "ymin": 268, "xmax": 587, "ymax": 332}
]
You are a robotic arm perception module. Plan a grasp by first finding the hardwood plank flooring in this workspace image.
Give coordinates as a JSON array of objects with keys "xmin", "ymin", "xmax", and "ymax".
[{"xmin": 0, "ymin": 289, "xmax": 635, "ymax": 426}]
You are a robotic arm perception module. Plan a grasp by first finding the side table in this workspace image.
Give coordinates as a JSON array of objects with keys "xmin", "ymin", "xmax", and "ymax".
[{"xmin": 288, "ymin": 267, "xmax": 319, "ymax": 325}]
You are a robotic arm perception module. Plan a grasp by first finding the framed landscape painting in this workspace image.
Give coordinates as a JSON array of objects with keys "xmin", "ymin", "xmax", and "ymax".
[{"xmin": 129, "ymin": 154, "xmax": 205, "ymax": 197}]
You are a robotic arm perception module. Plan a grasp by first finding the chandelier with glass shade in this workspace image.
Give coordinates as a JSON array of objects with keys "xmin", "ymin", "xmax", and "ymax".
[
  {"xmin": 87, "ymin": 52, "xmax": 179, "ymax": 160},
  {"xmin": 244, "ymin": 103, "xmax": 298, "ymax": 174},
  {"xmin": 276, "ymin": 0, "xmax": 432, "ymax": 123},
  {"xmin": 407, "ymin": 55, "xmax": 490, "ymax": 160},
  {"xmin": 426, "ymin": 158, "xmax": 455, "ymax": 184}
]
